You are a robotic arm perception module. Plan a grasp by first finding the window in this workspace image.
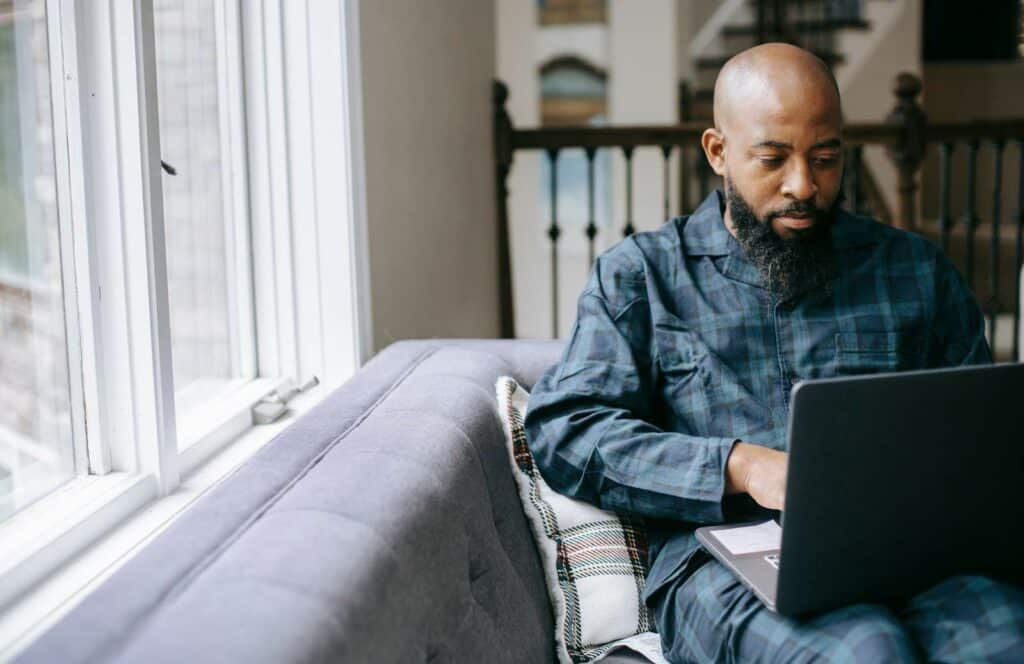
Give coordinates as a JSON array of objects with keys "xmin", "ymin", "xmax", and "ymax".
[
  {"xmin": 0, "ymin": 0, "xmax": 369, "ymax": 622},
  {"xmin": 153, "ymin": 0, "xmax": 257, "ymax": 444},
  {"xmin": 0, "ymin": 0, "xmax": 74, "ymax": 522},
  {"xmin": 540, "ymin": 56, "xmax": 606, "ymax": 127},
  {"xmin": 538, "ymin": 57, "xmax": 612, "ymax": 235}
]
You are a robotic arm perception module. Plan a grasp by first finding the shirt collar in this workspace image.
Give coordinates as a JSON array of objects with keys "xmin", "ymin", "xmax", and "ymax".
[
  {"xmin": 681, "ymin": 189, "xmax": 879, "ymax": 258},
  {"xmin": 680, "ymin": 190, "xmax": 733, "ymax": 257}
]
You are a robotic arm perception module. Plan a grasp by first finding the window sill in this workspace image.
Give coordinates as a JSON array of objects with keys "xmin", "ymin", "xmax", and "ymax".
[
  {"xmin": 177, "ymin": 376, "xmax": 287, "ymax": 475},
  {"xmin": 0, "ymin": 382, "xmax": 327, "ymax": 660}
]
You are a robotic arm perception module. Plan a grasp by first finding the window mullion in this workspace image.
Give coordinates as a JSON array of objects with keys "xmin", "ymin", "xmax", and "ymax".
[
  {"xmin": 68, "ymin": 0, "xmax": 179, "ymax": 492},
  {"xmin": 215, "ymin": 0, "xmax": 257, "ymax": 381},
  {"xmin": 108, "ymin": 0, "xmax": 179, "ymax": 495},
  {"xmin": 243, "ymin": 0, "xmax": 372, "ymax": 391},
  {"xmin": 313, "ymin": 0, "xmax": 373, "ymax": 383},
  {"xmin": 280, "ymin": 0, "xmax": 322, "ymax": 384},
  {"xmin": 62, "ymin": 0, "xmax": 143, "ymax": 478},
  {"xmin": 46, "ymin": 0, "xmax": 102, "ymax": 477},
  {"xmin": 242, "ymin": 2, "xmax": 283, "ymax": 381},
  {"xmin": 260, "ymin": 0, "xmax": 299, "ymax": 383}
]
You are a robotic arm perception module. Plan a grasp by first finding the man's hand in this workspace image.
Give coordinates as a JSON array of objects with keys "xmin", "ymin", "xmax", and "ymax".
[{"xmin": 725, "ymin": 441, "xmax": 788, "ymax": 511}]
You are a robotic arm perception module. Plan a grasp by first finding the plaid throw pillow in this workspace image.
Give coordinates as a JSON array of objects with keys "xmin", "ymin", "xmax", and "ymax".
[{"xmin": 496, "ymin": 376, "xmax": 658, "ymax": 664}]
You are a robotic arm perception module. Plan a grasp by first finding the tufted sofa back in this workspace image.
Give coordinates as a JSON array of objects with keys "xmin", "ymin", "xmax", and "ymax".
[{"xmin": 18, "ymin": 340, "xmax": 566, "ymax": 663}]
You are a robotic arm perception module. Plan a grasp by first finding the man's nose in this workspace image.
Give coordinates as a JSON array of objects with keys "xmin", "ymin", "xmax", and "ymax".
[{"xmin": 780, "ymin": 159, "xmax": 818, "ymax": 202}]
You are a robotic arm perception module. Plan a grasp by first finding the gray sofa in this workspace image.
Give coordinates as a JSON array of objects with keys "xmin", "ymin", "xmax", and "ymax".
[{"xmin": 18, "ymin": 340, "xmax": 660, "ymax": 664}]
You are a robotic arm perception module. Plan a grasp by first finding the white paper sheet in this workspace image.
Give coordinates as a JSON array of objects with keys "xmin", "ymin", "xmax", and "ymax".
[{"xmin": 710, "ymin": 520, "xmax": 782, "ymax": 555}]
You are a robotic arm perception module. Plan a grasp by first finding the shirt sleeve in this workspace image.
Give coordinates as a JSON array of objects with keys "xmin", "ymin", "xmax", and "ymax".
[
  {"xmin": 930, "ymin": 253, "xmax": 993, "ymax": 367},
  {"xmin": 523, "ymin": 252, "xmax": 737, "ymax": 524}
]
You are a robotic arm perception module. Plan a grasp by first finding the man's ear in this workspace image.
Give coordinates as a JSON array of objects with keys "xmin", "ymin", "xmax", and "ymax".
[{"xmin": 701, "ymin": 128, "xmax": 727, "ymax": 177}]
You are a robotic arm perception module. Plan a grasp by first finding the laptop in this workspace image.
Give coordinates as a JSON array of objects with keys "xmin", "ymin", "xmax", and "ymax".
[{"xmin": 695, "ymin": 362, "xmax": 1024, "ymax": 617}]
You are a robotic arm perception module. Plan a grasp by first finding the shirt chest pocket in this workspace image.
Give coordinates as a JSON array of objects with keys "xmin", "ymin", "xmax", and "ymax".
[
  {"xmin": 654, "ymin": 326, "xmax": 703, "ymax": 380},
  {"xmin": 653, "ymin": 326, "xmax": 728, "ymax": 409},
  {"xmin": 834, "ymin": 331, "xmax": 923, "ymax": 375},
  {"xmin": 654, "ymin": 325, "xmax": 727, "ymax": 405}
]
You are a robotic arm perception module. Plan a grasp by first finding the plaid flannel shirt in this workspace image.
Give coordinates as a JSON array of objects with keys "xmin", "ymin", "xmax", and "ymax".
[{"xmin": 523, "ymin": 190, "xmax": 992, "ymax": 601}]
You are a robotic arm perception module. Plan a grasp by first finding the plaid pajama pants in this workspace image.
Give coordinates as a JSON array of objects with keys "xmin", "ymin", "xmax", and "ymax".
[{"xmin": 651, "ymin": 557, "xmax": 1024, "ymax": 663}]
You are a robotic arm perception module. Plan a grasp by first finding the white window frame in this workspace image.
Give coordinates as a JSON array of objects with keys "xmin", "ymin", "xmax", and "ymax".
[
  {"xmin": 0, "ymin": 0, "xmax": 372, "ymax": 632},
  {"xmin": 167, "ymin": 0, "xmax": 278, "ymax": 470}
]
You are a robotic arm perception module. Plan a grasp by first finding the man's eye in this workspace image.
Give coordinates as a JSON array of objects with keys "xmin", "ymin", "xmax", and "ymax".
[
  {"xmin": 758, "ymin": 157, "xmax": 784, "ymax": 167},
  {"xmin": 814, "ymin": 156, "xmax": 839, "ymax": 167}
]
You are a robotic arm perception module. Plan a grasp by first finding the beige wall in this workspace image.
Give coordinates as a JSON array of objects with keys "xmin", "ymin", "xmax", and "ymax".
[
  {"xmin": 923, "ymin": 62, "xmax": 1024, "ymax": 121},
  {"xmin": 359, "ymin": 0, "xmax": 499, "ymax": 353}
]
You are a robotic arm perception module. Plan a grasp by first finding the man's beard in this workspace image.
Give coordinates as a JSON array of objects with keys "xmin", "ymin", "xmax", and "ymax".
[{"xmin": 725, "ymin": 180, "xmax": 839, "ymax": 304}]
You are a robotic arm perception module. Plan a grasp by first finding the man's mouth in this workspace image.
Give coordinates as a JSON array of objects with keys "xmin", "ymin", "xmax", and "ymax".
[{"xmin": 777, "ymin": 214, "xmax": 814, "ymax": 229}]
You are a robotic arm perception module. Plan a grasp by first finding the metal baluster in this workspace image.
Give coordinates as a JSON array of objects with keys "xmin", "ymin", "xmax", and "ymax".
[
  {"xmin": 546, "ymin": 148, "xmax": 561, "ymax": 338},
  {"xmin": 1014, "ymin": 139, "xmax": 1024, "ymax": 362},
  {"xmin": 988, "ymin": 140, "xmax": 1005, "ymax": 349},
  {"xmin": 938, "ymin": 142, "xmax": 954, "ymax": 255},
  {"xmin": 848, "ymin": 145, "xmax": 863, "ymax": 213},
  {"xmin": 585, "ymin": 147, "xmax": 598, "ymax": 269},
  {"xmin": 661, "ymin": 144, "xmax": 672, "ymax": 221},
  {"xmin": 623, "ymin": 146, "xmax": 635, "ymax": 237},
  {"xmin": 963, "ymin": 140, "xmax": 979, "ymax": 291}
]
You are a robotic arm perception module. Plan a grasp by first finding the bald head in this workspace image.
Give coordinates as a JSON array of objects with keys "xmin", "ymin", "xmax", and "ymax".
[
  {"xmin": 713, "ymin": 43, "xmax": 841, "ymax": 133},
  {"xmin": 700, "ymin": 42, "xmax": 846, "ymax": 247}
]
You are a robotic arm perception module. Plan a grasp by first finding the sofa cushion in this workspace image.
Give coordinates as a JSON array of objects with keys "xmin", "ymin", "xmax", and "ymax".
[{"xmin": 497, "ymin": 376, "xmax": 666, "ymax": 664}]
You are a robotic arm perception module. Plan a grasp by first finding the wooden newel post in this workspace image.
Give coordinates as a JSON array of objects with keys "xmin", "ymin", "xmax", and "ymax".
[
  {"xmin": 884, "ymin": 72, "xmax": 927, "ymax": 231},
  {"xmin": 493, "ymin": 80, "xmax": 516, "ymax": 338}
]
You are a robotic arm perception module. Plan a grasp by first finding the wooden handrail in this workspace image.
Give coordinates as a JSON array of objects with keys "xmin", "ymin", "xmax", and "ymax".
[
  {"xmin": 512, "ymin": 125, "xmax": 705, "ymax": 150},
  {"xmin": 925, "ymin": 121, "xmax": 1024, "ymax": 143},
  {"xmin": 513, "ymin": 122, "xmax": 904, "ymax": 150},
  {"xmin": 511, "ymin": 121, "xmax": 1024, "ymax": 152}
]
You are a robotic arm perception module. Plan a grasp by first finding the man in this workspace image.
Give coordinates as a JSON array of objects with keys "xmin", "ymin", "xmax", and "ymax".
[{"xmin": 523, "ymin": 43, "xmax": 1024, "ymax": 663}]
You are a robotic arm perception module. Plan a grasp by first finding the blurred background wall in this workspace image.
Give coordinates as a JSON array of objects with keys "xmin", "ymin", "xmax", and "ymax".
[{"xmin": 360, "ymin": 0, "xmax": 500, "ymax": 353}]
